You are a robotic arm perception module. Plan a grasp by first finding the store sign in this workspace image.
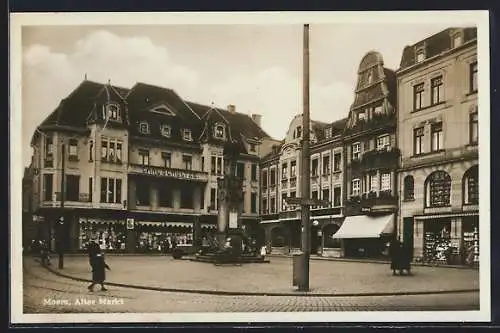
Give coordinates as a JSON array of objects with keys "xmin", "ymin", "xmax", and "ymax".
[
  {"xmin": 127, "ymin": 218, "xmax": 135, "ymax": 230},
  {"xmin": 130, "ymin": 164, "xmax": 208, "ymax": 182}
]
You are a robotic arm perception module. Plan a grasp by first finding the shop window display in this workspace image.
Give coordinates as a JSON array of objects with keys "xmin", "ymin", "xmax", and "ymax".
[
  {"xmin": 423, "ymin": 221, "xmax": 452, "ymax": 263},
  {"xmin": 462, "ymin": 217, "xmax": 479, "ymax": 265},
  {"xmin": 79, "ymin": 223, "xmax": 126, "ymax": 251},
  {"xmin": 136, "ymin": 230, "xmax": 193, "ymax": 252}
]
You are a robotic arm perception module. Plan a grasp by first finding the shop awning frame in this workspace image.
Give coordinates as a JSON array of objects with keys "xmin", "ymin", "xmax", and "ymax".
[{"xmin": 331, "ymin": 214, "xmax": 394, "ymax": 239}]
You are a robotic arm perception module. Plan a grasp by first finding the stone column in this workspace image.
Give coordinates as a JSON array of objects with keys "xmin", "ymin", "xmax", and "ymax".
[{"xmin": 193, "ymin": 185, "xmax": 202, "ymax": 247}]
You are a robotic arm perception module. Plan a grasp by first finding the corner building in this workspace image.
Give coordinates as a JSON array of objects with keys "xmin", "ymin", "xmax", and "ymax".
[
  {"xmin": 396, "ymin": 28, "xmax": 479, "ymax": 265},
  {"xmin": 29, "ymin": 80, "xmax": 271, "ymax": 252}
]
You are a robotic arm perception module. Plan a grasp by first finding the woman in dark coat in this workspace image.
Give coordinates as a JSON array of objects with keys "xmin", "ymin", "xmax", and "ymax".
[
  {"xmin": 88, "ymin": 251, "xmax": 111, "ymax": 291},
  {"xmin": 389, "ymin": 238, "xmax": 403, "ymax": 275},
  {"xmin": 87, "ymin": 241, "xmax": 100, "ymax": 264}
]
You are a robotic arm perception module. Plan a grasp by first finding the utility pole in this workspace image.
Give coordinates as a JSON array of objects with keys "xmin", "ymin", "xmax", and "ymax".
[
  {"xmin": 300, "ymin": 23, "xmax": 311, "ymax": 291},
  {"xmin": 58, "ymin": 142, "xmax": 66, "ymax": 269}
]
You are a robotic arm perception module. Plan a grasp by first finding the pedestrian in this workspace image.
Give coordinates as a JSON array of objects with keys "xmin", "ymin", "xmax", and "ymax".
[
  {"xmin": 87, "ymin": 240, "xmax": 100, "ymax": 265},
  {"xmin": 400, "ymin": 241, "xmax": 413, "ymax": 276},
  {"xmin": 88, "ymin": 250, "xmax": 111, "ymax": 292},
  {"xmin": 389, "ymin": 237, "xmax": 402, "ymax": 275}
]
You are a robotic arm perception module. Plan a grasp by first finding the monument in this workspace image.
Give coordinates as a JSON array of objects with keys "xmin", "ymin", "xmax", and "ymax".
[{"xmin": 193, "ymin": 140, "xmax": 269, "ymax": 264}]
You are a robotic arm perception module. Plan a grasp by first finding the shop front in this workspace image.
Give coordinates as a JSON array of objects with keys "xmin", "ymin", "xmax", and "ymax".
[
  {"xmin": 135, "ymin": 221, "xmax": 194, "ymax": 253},
  {"xmin": 332, "ymin": 214, "xmax": 395, "ymax": 258},
  {"xmin": 78, "ymin": 217, "xmax": 127, "ymax": 252}
]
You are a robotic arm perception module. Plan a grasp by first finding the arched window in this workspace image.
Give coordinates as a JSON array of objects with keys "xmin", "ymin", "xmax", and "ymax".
[
  {"xmin": 463, "ymin": 165, "xmax": 479, "ymax": 205},
  {"xmin": 404, "ymin": 175, "xmax": 415, "ymax": 200},
  {"xmin": 425, "ymin": 171, "xmax": 451, "ymax": 207}
]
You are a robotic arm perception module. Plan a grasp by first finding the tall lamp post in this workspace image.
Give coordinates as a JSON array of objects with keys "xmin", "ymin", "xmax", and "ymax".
[{"xmin": 57, "ymin": 142, "xmax": 66, "ymax": 269}]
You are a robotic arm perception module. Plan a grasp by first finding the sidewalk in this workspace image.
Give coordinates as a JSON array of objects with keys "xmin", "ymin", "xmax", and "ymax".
[{"xmin": 39, "ymin": 255, "xmax": 479, "ymax": 297}]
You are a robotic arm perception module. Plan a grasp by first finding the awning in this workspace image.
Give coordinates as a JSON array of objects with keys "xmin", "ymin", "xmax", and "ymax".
[
  {"xmin": 79, "ymin": 218, "xmax": 125, "ymax": 225},
  {"xmin": 201, "ymin": 223, "xmax": 217, "ymax": 229},
  {"xmin": 332, "ymin": 214, "xmax": 394, "ymax": 239},
  {"xmin": 164, "ymin": 222, "xmax": 192, "ymax": 228}
]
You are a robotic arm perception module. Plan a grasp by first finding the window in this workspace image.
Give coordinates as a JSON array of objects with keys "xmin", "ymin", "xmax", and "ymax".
[
  {"xmin": 43, "ymin": 174, "xmax": 53, "ymax": 201},
  {"xmin": 367, "ymin": 71, "xmax": 374, "ymax": 84},
  {"xmin": 44, "ymin": 136, "xmax": 54, "ymax": 163},
  {"xmin": 296, "ymin": 126, "xmax": 302, "ymax": 138},
  {"xmin": 115, "ymin": 179, "xmax": 122, "ymax": 204},
  {"xmin": 312, "ymin": 190, "xmax": 318, "ymax": 202},
  {"xmin": 101, "ymin": 138, "xmax": 123, "ymax": 163},
  {"xmin": 158, "ymin": 184, "xmax": 172, "ymax": 207},
  {"xmin": 416, "ymin": 49, "xmax": 425, "ymax": 62},
  {"xmin": 210, "ymin": 188, "xmax": 217, "ymax": 210},
  {"xmin": 236, "ymin": 162, "xmax": 245, "ymax": 179},
  {"xmin": 370, "ymin": 173, "xmax": 378, "ymax": 192},
  {"xmin": 182, "ymin": 129, "xmax": 193, "ymax": 141},
  {"xmin": 352, "ymin": 143, "xmax": 361, "ymax": 160},
  {"xmin": 88, "ymin": 177, "xmax": 93, "ymax": 202},
  {"xmin": 322, "ymin": 155, "xmax": 330, "ymax": 175},
  {"xmin": 180, "ymin": 189, "xmax": 193, "ymax": 208},
  {"xmin": 211, "ymin": 156, "xmax": 216, "ymax": 174},
  {"xmin": 270, "ymin": 169, "xmax": 276, "ymax": 186},
  {"xmin": 89, "ymin": 140, "xmax": 94, "ymax": 162},
  {"xmin": 160, "ymin": 125, "xmax": 171, "ymax": 138},
  {"xmin": 270, "ymin": 197, "xmax": 276, "ymax": 213},
  {"xmin": 249, "ymin": 143, "xmax": 256, "ymax": 152},
  {"xmin": 381, "ymin": 173, "xmax": 391, "ymax": 191},
  {"xmin": 322, "ymin": 188, "xmax": 330, "ymax": 204},
  {"xmin": 281, "ymin": 163, "xmax": 288, "ymax": 179},
  {"xmin": 160, "ymin": 152, "xmax": 171, "ymax": 168},
  {"xmin": 414, "ymin": 127, "xmax": 424, "ymax": 155},
  {"xmin": 425, "ymin": 171, "xmax": 451, "ymax": 207},
  {"xmin": 431, "ymin": 76, "xmax": 443, "ymax": 105},
  {"xmin": 333, "ymin": 153, "xmax": 341, "ymax": 172},
  {"xmin": 139, "ymin": 122, "xmax": 150, "ymax": 134},
  {"xmin": 65, "ymin": 175, "xmax": 80, "ymax": 201},
  {"xmin": 373, "ymin": 105, "xmax": 383, "ymax": 114},
  {"xmin": 214, "ymin": 124, "xmax": 225, "ymax": 139},
  {"xmin": 262, "ymin": 198, "xmax": 268, "ymax": 214},
  {"xmin": 108, "ymin": 178, "xmax": 115, "ymax": 205},
  {"xmin": 404, "ymin": 176, "xmax": 415, "ymax": 200},
  {"xmin": 463, "ymin": 166, "xmax": 479, "ymax": 205},
  {"xmin": 333, "ymin": 186, "xmax": 341, "ymax": 207},
  {"xmin": 109, "ymin": 142, "xmax": 115, "ymax": 162},
  {"xmin": 139, "ymin": 149, "xmax": 150, "ymax": 166},
  {"xmin": 251, "ymin": 192, "xmax": 257, "ymax": 213},
  {"xmin": 116, "ymin": 143, "xmax": 122, "ymax": 163},
  {"xmin": 201, "ymin": 157, "xmax": 205, "ymax": 171},
  {"xmin": 311, "ymin": 159, "xmax": 319, "ymax": 176},
  {"xmin": 431, "ymin": 122, "xmax": 444, "ymax": 152},
  {"xmin": 107, "ymin": 104, "xmax": 121, "ymax": 121},
  {"xmin": 281, "ymin": 193, "xmax": 287, "ymax": 211},
  {"xmin": 69, "ymin": 139, "xmax": 78, "ymax": 161},
  {"xmin": 470, "ymin": 62, "xmax": 478, "ymax": 93},
  {"xmin": 290, "ymin": 191, "xmax": 296, "ymax": 198},
  {"xmin": 251, "ymin": 164, "xmax": 258, "ymax": 181},
  {"xmin": 183, "ymin": 155, "xmax": 192, "ymax": 170},
  {"xmin": 290, "ymin": 161, "xmax": 296, "ymax": 178},
  {"xmin": 452, "ymin": 33, "xmax": 462, "ymax": 48},
  {"xmin": 101, "ymin": 141, "xmax": 108, "ymax": 161},
  {"xmin": 351, "ymin": 179, "xmax": 360, "ymax": 196},
  {"xmin": 470, "ymin": 111, "xmax": 478, "ymax": 144},
  {"xmin": 262, "ymin": 170, "xmax": 268, "ymax": 188},
  {"xmin": 357, "ymin": 111, "xmax": 366, "ymax": 122},
  {"xmin": 216, "ymin": 156, "xmax": 223, "ymax": 175},
  {"xmin": 413, "ymin": 83, "xmax": 424, "ymax": 111},
  {"xmin": 377, "ymin": 135, "xmax": 390, "ymax": 150},
  {"xmin": 136, "ymin": 181, "xmax": 150, "ymax": 206},
  {"xmin": 324, "ymin": 127, "xmax": 332, "ymax": 139}
]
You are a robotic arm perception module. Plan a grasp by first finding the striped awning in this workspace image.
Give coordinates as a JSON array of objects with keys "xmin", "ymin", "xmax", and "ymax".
[
  {"xmin": 136, "ymin": 221, "xmax": 165, "ymax": 227},
  {"xmin": 260, "ymin": 219, "xmax": 280, "ymax": 224},
  {"xmin": 414, "ymin": 211, "xmax": 479, "ymax": 220},
  {"xmin": 79, "ymin": 218, "xmax": 125, "ymax": 225},
  {"xmin": 164, "ymin": 222, "xmax": 192, "ymax": 228},
  {"xmin": 201, "ymin": 223, "xmax": 217, "ymax": 229}
]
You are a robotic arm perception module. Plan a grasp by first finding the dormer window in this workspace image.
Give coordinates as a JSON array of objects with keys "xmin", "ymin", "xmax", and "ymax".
[
  {"xmin": 324, "ymin": 127, "xmax": 332, "ymax": 139},
  {"xmin": 296, "ymin": 126, "xmax": 302, "ymax": 138},
  {"xmin": 249, "ymin": 143, "xmax": 256, "ymax": 152},
  {"xmin": 161, "ymin": 124, "xmax": 171, "ymax": 138},
  {"xmin": 357, "ymin": 111, "xmax": 366, "ymax": 122},
  {"xmin": 367, "ymin": 71, "xmax": 373, "ymax": 84},
  {"xmin": 416, "ymin": 49, "xmax": 425, "ymax": 63},
  {"xmin": 182, "ymin": 129, "xmax": 193, "ymax": 141},
  {"xmin": 214, "ymin": 124, "xmax": 225, "ymax": 139},
  {"xmin": 106, "ymin": 103, "xmax": 121, "ymax": 121},
  {"xmin": 139, "ymin": 121, "xmax": 150, "ymax": 134},
  {"xmin": 452, "ymin": 33, "xmax": 462, "ymax": 48}
]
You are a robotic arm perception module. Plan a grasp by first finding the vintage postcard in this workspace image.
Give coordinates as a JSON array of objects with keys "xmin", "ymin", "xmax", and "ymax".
[{"xmin": 10, "ymin": 11, "xmax": 491, "ymax": 324}]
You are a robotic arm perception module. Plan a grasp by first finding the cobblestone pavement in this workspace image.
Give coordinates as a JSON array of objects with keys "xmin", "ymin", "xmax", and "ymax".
[
  {"xmin": 41, "ymin": 255, "xmax": 479, "ymax": 295},
  {"xmin": 22, "ymin": 257, "xmax": 479, "ymax": 314}
]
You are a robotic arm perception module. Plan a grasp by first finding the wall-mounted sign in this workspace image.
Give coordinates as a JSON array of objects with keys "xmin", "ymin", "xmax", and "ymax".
[
  {"xmin": 126, "ymin": 218, "xmax": 135, "ymax": 230},
  {"xmin": 129, "ymin": 164, "xmax": 208, "ymax": 182},
  {"xmin": 229, "ymin": 211, "xmax": 238, "ymax": 229}
]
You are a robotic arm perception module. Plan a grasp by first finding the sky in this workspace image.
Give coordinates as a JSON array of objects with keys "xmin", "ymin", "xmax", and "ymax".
[{"xmin": 21, "ymin": 21, "xmax": 465, "ymax": 167}]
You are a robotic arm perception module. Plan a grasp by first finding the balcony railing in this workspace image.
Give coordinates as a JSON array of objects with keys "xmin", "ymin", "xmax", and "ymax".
[
  {"xmin": 361, "ymin": 190, "xmax": 397, "ymax": 208},
  {"xmin": 360, "ymin": 147, "xmax": 401, "ymax": 171}
]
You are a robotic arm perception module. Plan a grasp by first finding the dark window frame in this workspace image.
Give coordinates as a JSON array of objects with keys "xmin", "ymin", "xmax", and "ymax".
[{"xmin": 413, "ymin": 83, "xmax": 424, "ymax": 111}]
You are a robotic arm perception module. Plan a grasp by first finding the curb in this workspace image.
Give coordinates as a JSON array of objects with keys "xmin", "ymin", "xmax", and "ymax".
[
  {"xmin": 44, "ymin": 266, "xmax": 479, "ymax": 298},
  {"xmin": 267, "ymin": 254, "xmax": 478, "ymax": 270}
]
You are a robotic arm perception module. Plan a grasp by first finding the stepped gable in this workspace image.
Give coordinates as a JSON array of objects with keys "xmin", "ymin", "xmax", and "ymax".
[
  {"xmin": 126, "ymin": 83, "xmax": 202, "ymax": 144},
  {"xmin": 399, "ymin": 27, "xmax": 477, "ymax": 70}
]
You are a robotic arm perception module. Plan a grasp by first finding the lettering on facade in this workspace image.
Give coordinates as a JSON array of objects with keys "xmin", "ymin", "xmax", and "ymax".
[{"xmin": 136, "ymin": 165, "xmax": 207, "ymax": 181}]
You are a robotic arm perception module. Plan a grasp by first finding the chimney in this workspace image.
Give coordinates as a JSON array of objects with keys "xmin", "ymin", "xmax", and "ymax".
[
  {"xmin": 227, "ymin": 104, "xmax": 236, "ymax": 113},
  {"xmin": 251, "ymin": 114, "xmax": 262, "ymax": 127}
]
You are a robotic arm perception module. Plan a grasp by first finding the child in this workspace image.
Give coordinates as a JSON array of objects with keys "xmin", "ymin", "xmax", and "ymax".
[{"xmin": 88, "ymin": 251, "xmax": 111, "ymax": 292}]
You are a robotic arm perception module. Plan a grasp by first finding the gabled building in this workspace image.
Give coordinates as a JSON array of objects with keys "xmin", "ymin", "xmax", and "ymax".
[
  {"xmin": 29, "ymin": 79, "xmax": 271, "ymax": 252},
  {"xmin": 334, "ymin": 51, "xmax": 399, "ymax": 258},
  {"xmin": 396, "ymin": 27, "xmax": 479, "ymax": 265}
]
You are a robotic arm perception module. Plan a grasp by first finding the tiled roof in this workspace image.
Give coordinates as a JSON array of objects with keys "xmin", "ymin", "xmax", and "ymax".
[
  {"xmin": 330, "ymin": 117, "xmax": 348, "ymax": 136},
  {"xmin": 399, "ymin": 27, "xmax": 477, "ymax": 70}
]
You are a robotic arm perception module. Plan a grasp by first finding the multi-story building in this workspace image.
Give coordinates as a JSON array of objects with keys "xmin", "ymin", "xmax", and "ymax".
[
  {"xmin": 259, "ymin": 114, "xmax": 346, "ymax": 256},
  {"xmin": 22, "ymin": 165, "xmax": 37, "ymax": 249},
  {"xmin": 335, "ymin": 51, "xmax": 399, "ymax": 258},
  {"xmin": 29, "ymin": 80, "xmax": 271, "ymax": 252},
  {"xmin": 396, "ymin": 27, "xmax": 479, "ymax": 264}
]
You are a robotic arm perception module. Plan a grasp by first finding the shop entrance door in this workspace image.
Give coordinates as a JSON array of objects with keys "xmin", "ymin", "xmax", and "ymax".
[{"xmin": 403, "ymin": 217, "xmax": 414, "ymax": 260}]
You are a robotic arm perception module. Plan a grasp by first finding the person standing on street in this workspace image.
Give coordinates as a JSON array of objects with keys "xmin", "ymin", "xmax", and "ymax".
[
  {"xmin": 389, "ymin": 237, "xmax": 402, "ymax": 275},
  {"xmin": 88, "ymin": 249, "xmax": 111, "ymax": 292}
]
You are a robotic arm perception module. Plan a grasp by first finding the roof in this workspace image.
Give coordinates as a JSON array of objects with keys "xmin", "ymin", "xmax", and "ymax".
[{"xmin": 399, "ymin": 27, "xmax": 477, "ymax": 70}]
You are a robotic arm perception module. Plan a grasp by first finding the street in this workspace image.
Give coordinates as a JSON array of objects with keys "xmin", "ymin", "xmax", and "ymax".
[{"xmin": 22, "ymin": 255, "xmax": 479, "ymax": 313}]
